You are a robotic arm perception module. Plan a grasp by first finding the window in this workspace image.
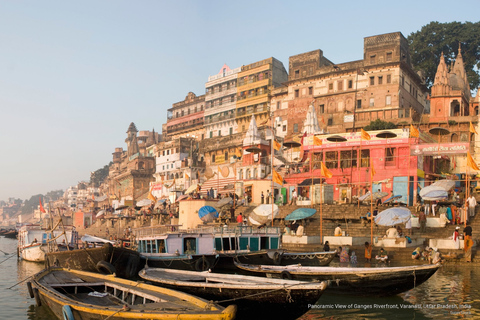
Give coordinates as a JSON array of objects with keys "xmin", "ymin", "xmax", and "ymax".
[
  {"xmin": 361, "ymin": 149, "xmax": 370, "ymax": 167},
  {"xmin": 328, "ymin": 83, "xmax": 333, "ymax": 90},
  {"xmin": 348, "ymin": 80, "xmax": 353, "ymax": 89},
  {"xmin": 337, "ymin": 80, "xmax": 343, "ymax": 91},
  {"xmin": 277, "ymin": 101, "xmax": 280, "ymax": 110},
  {"xmin": 386, "ymin": 52, "xmax": 392, "ymax": 62},
  {"xmin": 387, "ymin": 74, "xmax": 391, "ymax": 84},
  {"xmin": 357, "ymin": 100, "xmax": 362, "ymax": 109},
  {"xmin": 325, "ymin": 151, "xmax": 338, "ymax": 169},
  {"xmin": 378, "ymin": 76, "xmax": 383, "ymax": 85},
  {"xmin": 370, "ymin": 55, "xmax": 376, "ymax": 64},
  {"xmin": 401, "ymin": 75, "xmax": 405, "ymax": 86},
  {"xmin": 294, "ymin": 89, "xmax": 299, "ymax": 98},
  {"xmin": 295, "ymin": 70, "xmax": 299, "ymax": 78},
  {"xmin": 308, "ymin": 87, "xmax": 313, "ymax": 95},
  {"xmin": 327, "ymin": 118, "xmax": 333, "ymax": 126},
  {"xmin": 229, "ymin": 127, "xmax": 233, "ymax": 135},
  {"xmin": 385, "ymin": 148, "xmax": 395, "ymax": 165},
  {"xmin": 283, "ymin": 125, "xmax": 287, "ymax": 132},
  {"xmin": 210, "ymin": 131, "xmax": 213, "ymax": 138},
  {"xmin": 218, "ymin": 130, "xmax": 221, "ymax": 136},
  {"xmin": 293, "ymin": 123, "xmax": 298, "ymax": 133},
  {"xmin": 369, "ymin": 98, "xmax": 375, "ymax": 107},
  {"xmin": 386, "ymin": 95, "xmax": 391, "ymax": 106},
  {"xmin": 319, "ymin": 104, "xmax": 324, "ymax": 113},
  {"xmin": 370, "ymin": 77, "xmax": 375, "ymax": 85},
  {"xmin": 225, "ymin": 151, "xmax": 228, "ymax": 160},
  {"xmin": 212, "ymin": 154, "xmax": 216, "ymax": 163}
]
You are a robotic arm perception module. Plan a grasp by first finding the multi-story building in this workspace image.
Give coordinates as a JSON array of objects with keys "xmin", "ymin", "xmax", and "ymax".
[
  {"xmin": 205, "ymin": 64, "xmax": 241, "ymax": 138},
  {"xmin": 236, "ymin": 58, "xmax": 288, "ymax": 134},
  {"xmin": 165, "ymin": 92, "xmax": 206, "ymax": 141},
  {"xmin": 279, "ymin": 32, "xmax": 428, "ymax": 140}
]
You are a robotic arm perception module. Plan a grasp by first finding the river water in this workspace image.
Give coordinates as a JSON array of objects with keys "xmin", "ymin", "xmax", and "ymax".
[{"xmin": 1, "ymin": 237, "xmax": 479, "ymax": 320}]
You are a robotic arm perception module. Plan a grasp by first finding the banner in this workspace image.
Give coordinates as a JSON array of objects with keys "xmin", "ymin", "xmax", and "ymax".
[{"xmin": 410, "ymin": 143, "xmax": 469, "ymax": 156}]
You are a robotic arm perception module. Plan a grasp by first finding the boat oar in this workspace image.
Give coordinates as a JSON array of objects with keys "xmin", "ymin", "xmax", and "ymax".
[
  {"xmin": 7, "ymin": 275, "xmax": 33, "ymax": 290},
  {"xmin": 0, "ymin": 249, "xmax": 10, "ymax": 255}
]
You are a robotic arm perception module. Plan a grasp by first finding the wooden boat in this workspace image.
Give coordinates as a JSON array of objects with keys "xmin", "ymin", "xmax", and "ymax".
[
  {"xmin": 3, "ymin": 229, "xmax": 18, "ymax": 239},
  {"xmin": 45, "ymin": 242, "xmax": 141, "ymax": 279},
  {"xmin": 234, "ymin": 261, "xmax": 441, "ymax": 296},
  {"xmin": 17, "ymin": 225, "xmax": 76, "ymax": 262},
  {"xmin": 28, "ymin": 267, "xmax": 236, "ymax": 320},
  {"xmin": 139, "ymin": 267, "xmax": 327, "ymax": 320},
  {"xmin": 134, "ymin": 225, "xmax": 282, "ymax": 272}
]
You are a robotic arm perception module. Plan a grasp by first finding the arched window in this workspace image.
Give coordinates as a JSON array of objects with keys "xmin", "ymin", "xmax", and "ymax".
[
  {"xmin": 238, "ymin": 169, "xmax": 243, "ymax": 180},
  {"xmin": 451, "ymin": 133, "xmax": 459, "ymax": 142},
  {"xmin": 225, "ymin": 151, "xmax": 229, "ymax": 161},
  {"xmin": 246, "ymin": 169, "xmax": 251, "ymax": 179},
  {"xmin": 253, "ymin": 168, "xmax": 258, "ymax": 179}
]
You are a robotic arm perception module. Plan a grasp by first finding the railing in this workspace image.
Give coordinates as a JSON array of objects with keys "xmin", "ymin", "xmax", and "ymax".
[{"xmin": 134, "ymin": 225, "xmax": 281, "ymax": 238}]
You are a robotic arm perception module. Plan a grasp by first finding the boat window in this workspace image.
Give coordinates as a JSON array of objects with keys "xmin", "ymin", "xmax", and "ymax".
[
  {"xmin": 156, "ymin": 239, "xmax": 166, "ymax": 253},
  {"xmin": 214, "ymin": 237, "xmax": 222, "ymax": 251},
  {"xmin": 249, "ymin": 237, "xmax": 259, "ymax": 251},
  {"xmin": 239, "ymin": 237, "xmax": 249, "ymax": 250},
  {"xmin": 184, "ymin": 238, "xmax": 196, "ymax": 254},
  {"xmin": 270, "ymin": 237, "xmax": 279, "ymax": 249},
  {"xmin": 231, "ymin": 237, "xmax": 238, "ymax": 250},
  {"xmin": 260, "ymin": 237, "xmax": 269, "ymax": 249},
  {"xmin": 222, "ymin": 237, "xmax": 231, "ymax": 251},
  {"xmin": 146, "ymin": 240, "xmax": 154, "ymax": 253}
]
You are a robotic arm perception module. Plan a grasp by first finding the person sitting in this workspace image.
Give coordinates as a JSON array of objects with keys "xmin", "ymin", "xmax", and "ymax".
[
  {"xmin": 296, "ymin": 224, "xmax": 304, "ymax": 236},
  {"xmin": 323, "ymin": 241, "xmax": 330, "ymax": 252},
  {"xmin": 386, "ymin": 226, "xmax": 399, "ymax": 238},
  {"xmin": 396, "ymin": 225, "xmax": 403, "ymax": 237},
  {"xmin": 432, "ymin": 251, "xmax": 442, "ymax": 264},
  {"xmin": 375, "ymin": 248, "xmax": 388, "ymax": 263},
  {"xmin": 339, "ymin": 247, "xmax": 350, "ymax": 263},
  {"xmin": 439, "ymin": 211, "xmax": 450, "ymax": 227},
  {"xmin": 334, "ymin": 224, "xmax": 343, "ymax": 236},
  {"xmin": 350, "ymin": 251, "xmax": 358, "ymax": 264},
  {"xmin": 412, "ymin": 247, "xmax": 422, "ymax": 259}
]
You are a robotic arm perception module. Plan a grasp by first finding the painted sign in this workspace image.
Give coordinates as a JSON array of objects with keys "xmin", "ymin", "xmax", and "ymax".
[
  {"xmin": 343, "ymin": 115, "xmax": 354, "ymax": 123},
  {"xmin": 410, "ymin": 143, "xmax": 469, "ymax": 156}
]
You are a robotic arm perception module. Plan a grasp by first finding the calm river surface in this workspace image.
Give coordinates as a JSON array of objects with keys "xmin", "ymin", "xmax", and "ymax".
[{"xmin": 1, "ymin": 237, "xmax": 479, "ymax": 320}]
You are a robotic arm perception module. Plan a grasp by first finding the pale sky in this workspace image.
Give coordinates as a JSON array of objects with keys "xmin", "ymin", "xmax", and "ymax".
[{"xmin": 0, "ymin": 0, "xmax": 478, "ymax": 201}]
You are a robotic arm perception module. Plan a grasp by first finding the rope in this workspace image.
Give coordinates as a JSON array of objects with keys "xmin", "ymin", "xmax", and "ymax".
[
  {"xmin": 213, "ymin": 283, "xmax": 304, "ymax": 304},
  {"xmin": 7, "ymin": 275, "xmax": 33, "ymax": 290},
  {"xmin": 104, "ymin": 305, "xmax": 130, "ymax": 320},
  {"xmin": 413, "ymin": 269, "xmax": 416, "ymax": 289}
]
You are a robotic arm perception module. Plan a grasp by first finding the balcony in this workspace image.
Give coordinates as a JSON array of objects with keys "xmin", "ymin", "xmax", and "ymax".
[{"xmin": 205, "ymin": 113, "xmax": 235, "ymax": 124}]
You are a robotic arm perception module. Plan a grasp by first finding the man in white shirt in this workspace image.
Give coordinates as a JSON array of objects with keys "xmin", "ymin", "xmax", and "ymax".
[
  {"xmin": 334, "ymin": 224, "xmax": 342, "ymax": 236},
  {"xmin": 467, "ymin": 195, "xmax": 477, "ymax": 217}
]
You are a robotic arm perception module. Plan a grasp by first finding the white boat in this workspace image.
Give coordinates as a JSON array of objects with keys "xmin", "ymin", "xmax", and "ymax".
[{"xmin": 17, "ymin": 224, "xmax": 76, "ymax": 262}]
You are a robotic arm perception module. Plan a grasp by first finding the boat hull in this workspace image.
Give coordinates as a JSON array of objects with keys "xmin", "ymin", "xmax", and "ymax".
[
  {"xmin": 20, "ymin": 243, "xmax": 45, "ymax": 262},
  {"xmin": 234, "ymin": 262, "xmax": 441, "ymax": 296},
  {"xmin": 142, "ymin": 254, "xmax": 217, "ymax": 272},
  {"xmin": 31, "ymin": 267, "xmax": 236, "ymax": 320},
  {"xmin": 46, "ymin": 243, "xmax": 141, "ymax": 279},
  {"xmin": 139, "ymin": 267, "xmax": 327, "ymax": 320}
]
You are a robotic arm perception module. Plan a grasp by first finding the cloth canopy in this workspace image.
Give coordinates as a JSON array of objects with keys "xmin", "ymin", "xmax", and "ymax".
[
  {"xmin": 374, "ymin": 207, "xmax": 412, "ymax": 226},
  {"xmin": 285, "ymin": 208, "xmax": 316, "ymax": 221}
]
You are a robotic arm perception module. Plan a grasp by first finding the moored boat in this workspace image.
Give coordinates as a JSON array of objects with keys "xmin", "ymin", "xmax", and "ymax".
[
  {"xmin": 234, "ymin": 261, "xmax": 441, "ymax": 296},
  {"xmin": 28, "ymin": 267, "xmax": 236, "ymax": 320},
  {"xmin": 139, "ymin": 267, "xmax": 327, "ymax": 320},
  {"xmin": 45, "ymin": 241, "xmax": 141, "ymax": 279}
]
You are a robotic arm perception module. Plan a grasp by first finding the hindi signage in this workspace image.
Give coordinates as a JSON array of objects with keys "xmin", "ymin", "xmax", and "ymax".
[{"xmin": 410, "ymin": 143, "xmax": 469, "ymax": 156}]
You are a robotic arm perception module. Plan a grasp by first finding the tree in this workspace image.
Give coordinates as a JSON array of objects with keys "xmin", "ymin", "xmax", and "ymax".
[
  {"xmin": 408, "ymin": 21, "xmax": 480, "ymax": 90},
  {"xmin": 363, "ymin": 119, "xmax": 397, "ymax": 131},
  {"xmin": 90, "ymin": 162, "xmax": 113, "ymax": 187}
]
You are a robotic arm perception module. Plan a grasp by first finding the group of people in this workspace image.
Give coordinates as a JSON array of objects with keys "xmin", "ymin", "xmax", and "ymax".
[
  {"xmin": 329, "ymin": 242, "xmax": 389, "ymax": 264},
  {"xmin": 411, "ymin": 246, "xmax": 442, "ymax": 264}
]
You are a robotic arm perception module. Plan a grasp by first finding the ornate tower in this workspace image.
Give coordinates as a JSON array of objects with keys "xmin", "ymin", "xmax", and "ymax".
[{"xmin": 125, "ymin": 122, "xmax": 139, "ymax": 157}]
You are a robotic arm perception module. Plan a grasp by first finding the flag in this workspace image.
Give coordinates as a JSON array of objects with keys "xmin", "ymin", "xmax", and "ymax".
[
  {"xmin": 39, "ymin": 197, "xmax": 46, "ymax": 213},
  {"xmin": 148, "ymin": 188, "xmax": 157, "ymax": 202},
  {"xmin": 300, "ymin": 132, "xmax": 307, "ymax": 145},
  {"xmin": 467, "ymin": 152, "xmax": 479, "ymax": 171},
  {"xmin": 410, "ymin": 125, "xmax": 420, "ymax": 138},
  {"xmin": 259, "ymin": 119, "xmax": 268, "ymax": 126},
  {"xmin": 185, "ymin": 173, "xmax": 190, "ymax": 180},
  {"xmin": 320, "ymin": 162, "xmax": 333, "ymax": 178},
  {"xmin": 313, "ymin": 136, "xmax": 322, "ymax": 146},
  {"xmin": 273, "ymin": 139, "xmax": 281, "ymax": 151},
  {"xmin": 235, "ymin": 148, "xmax": 242, "ymax": 159},
  {"xmin": 470, "ymin": 122, "xmax": 477, "ymax": 134},
  {"xmin": 361, "ymin": 128, "xmax": 371, "ymax": 140},
  {"xmin": 272, "ymin": 169, "xmax": 283, "ymax": 186},
  {"xmin": 370, "ymin": 161, "xmax": 376, "ymax": 179}
]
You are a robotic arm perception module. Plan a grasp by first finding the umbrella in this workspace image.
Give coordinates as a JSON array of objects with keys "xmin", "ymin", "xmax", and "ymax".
[
  {"xmin": 374, "ymin": 207, "xmax": 412, "ymax": 226},
  {"xmin": 283, "ymin": 141, "xmax": 301, "ymax": 148},
  {"xmin": 419, "ymin": 186, "xmax": 446, "ymax": 198},
  {"xmin": 421, "ymin": 190, "xmax": 448, "ymax": 201},
  {"xmin": 326, "ymin": 135, "xmax": 347, "ymax": 142},
  {"xmin": 215, "ymin": 197, "xmax": 233, "ymax": 208},
  {"xmin": 136, "ymin": 199, "xmax": 152, "ymax": 207},
  {"xmin": 376, "ymin": 131, "xmax": 397, "ymax": 139},
  {"xmin": 81, "ymin": 234, "xmax": 115, "ymax": 244},
  {"xmin": 176, "ymin": 194, "xmax": 189, "ymax": 202},
  {"xmin": 383, "ymin": 195, "xmax": 402, "ymax": 204},
  {"xmin": 285, "ymin": 208, "xmax": 316, "ymax": 221},
  {"xmin": 95, "ymin": 210, "xmax": 105, "ymax": 218},
  {"xmin": 185, "ymin": 184, "xmax": 198, "ymax": 194},
  {"xmin": 358, "ymin": 191, "xmax": 371, "ymax": 201},
  {"xmin": 198, "ymin": 206, "xmax": 219, "ymax": 223},
  {"xmin": 369, "ymin": 191, "xmax": 388, "ymax": 201},
  {"xmin": 249, "ymin": 204, "xmax": 279, "ymax": 225},
  {"xmin": 245, "ymin": 146, "xmax": 262, "ymax": 153},
  {"xmin": 431, "ymin": 180, "xmax": 456, "ymax": 192}
]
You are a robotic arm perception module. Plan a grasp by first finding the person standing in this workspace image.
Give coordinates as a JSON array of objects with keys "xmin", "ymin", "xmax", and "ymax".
[
  {"xmin": 405, "ymin": 217, "xmax": 412, "ymax": 236},
  {"xmin": 419, "ymin": 210, "xmax": 427, "ymax": 233},
  {"xmin": 266, "ymin": 190, "xmax": 271, "ymax": 204},
  {"xmin": 463, "ymin": 223, "xmax": 473, "ymax": 262},
  {"xmin": 290, "ymin": 189, "xmax": 297, "ymax": 205},
  {"xmin": 467, "ymin": 195, "xmax": 477, "ymax": 218},
  {"xmin": 261, "ymin": 191, "xmax": 264, "ymax": 204},
  {"xmin": 453, "ymin": 226, "xmax": 460, "ymax": 249},
  {"xmin": 364, "ymin": 242, "xmax": 372, "ymax": 262}
]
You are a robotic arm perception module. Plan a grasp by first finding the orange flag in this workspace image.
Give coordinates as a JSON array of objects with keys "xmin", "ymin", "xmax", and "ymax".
[
  {"xmin": 470, "ymin": 122, "xmax": 477, "ymax": 134},
  {"xmin": 39, "ymin": 197, "xmax": 46, "ymax": 213},
  {"xmin": 467, "ymin": 152, "xmax": 479, "ymax": 171},
  {"xmin": 361, "ymin": 128, "xmax": 371, "ymax": 140},
  {"xmin": 272, "ymin": 169, "xmax": 283, "ymax": 186},
  {"xmin": 148, "ymin": 188, "xmax": 157, "ymax": 202},
  {"xmin": 313, "ymin": 136, "xmax": 323, "ymax": 146},
  {"xmin": 320, "ymin": 162, "xmax": 333, "ymax": 178},
  {"xmin": 273, "ymin": 139, "xmax": 281, "ymax": 151},
  {"xmin": 409, "ymin": 125, "xmax": 420, "ymax": 138},
  {"xmin": 370, "ymin": 161, "xmax": 376, "ymax": 179}
]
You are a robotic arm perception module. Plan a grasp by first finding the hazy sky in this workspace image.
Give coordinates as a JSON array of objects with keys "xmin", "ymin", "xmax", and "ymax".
[{"xmin": 0, "ymin": 1, "xmax": 478, "ymax": 201}]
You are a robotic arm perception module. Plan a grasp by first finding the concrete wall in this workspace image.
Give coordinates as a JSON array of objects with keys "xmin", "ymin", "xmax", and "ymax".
[{"xmin": 178, "ymin": 199, "xmax": 218, "ymax": 229}]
